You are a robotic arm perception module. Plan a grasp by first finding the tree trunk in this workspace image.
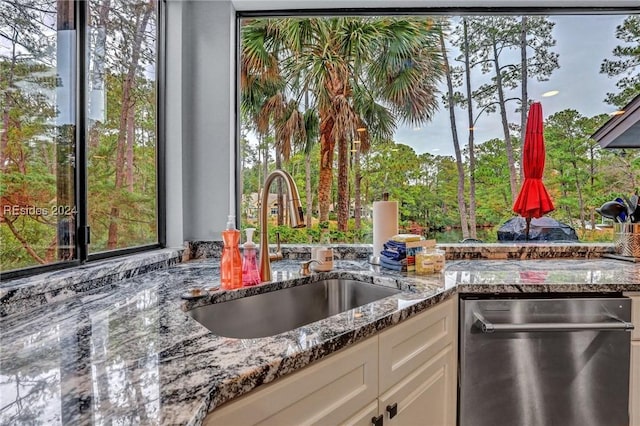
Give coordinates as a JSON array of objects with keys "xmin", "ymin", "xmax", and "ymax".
[
  {"xmin": 126, "ymin": 103, "xmax": 135, "ymax": 191},
  {"xmin": 463, "ymin": 20, "xmax": 478, "ymax": 239},
  {"xmin": 519, "ymin": 16, "xmax": 528, "ymax": 183},
  {"xmin": 318, "ymin": 114, "xmax": 335, "ymax": 222},
  {"xmin": 492, "ymin": 39, "xmax": 519, "ymax": 204},
  {"xmin": 305, "ymin": 152, "xmax": 312, "ymax": 229},
  {"xmin": 571, "ymin": 160, "xmax": 586, "ymax": 229},
  {"xmin": 262, "ymin": 141, "xmax": 268, "ymax": 187},
  {"xmin": 354, "ymin": 148, "xmax": 361, "ymax": 232},
  {"xmin": 337, "ymin": 136, "xmax": 349, "ymax": 232},
  {"xmin": 440, "ymin": 30, "xmax": 469, "ymax": 240},
  {"xmin": 275, "ymin": 149, "xmax": 284, "ymax": 226},
  {"xmin": 1, "ymin": 30, "xmax": 17, "ymax": 172},
  {"xmin": 256, "ymin": 134, "xmax": 263, "ymax": 222},
  {"xmin": 107, "ymin": 3, "xmax": 153, "ymax": 249},
  {"xmin": 559, "ymin": 168, "xmax": 573, "ymax": 223}
]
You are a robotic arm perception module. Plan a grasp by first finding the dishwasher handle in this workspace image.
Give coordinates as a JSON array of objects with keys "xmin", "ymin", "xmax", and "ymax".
[{"xmin": 473, "ymin": 311, "xmax": 635, "ymax": 333}]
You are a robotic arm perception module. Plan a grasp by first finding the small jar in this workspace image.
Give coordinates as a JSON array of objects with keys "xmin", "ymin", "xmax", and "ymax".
[
  {"xmin": 433, "ymin": 248, "xmax": 446, "ymax": 272},
  {"xmin": 415, "ymin": 248, "xmax": 436, "ymax": 275},
  {"xmin": 312, "ymin": 247, "xmax": 334, "ymax": 272}
]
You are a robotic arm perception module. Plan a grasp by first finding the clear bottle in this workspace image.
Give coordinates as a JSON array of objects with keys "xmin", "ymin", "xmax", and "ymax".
[
  {"xmin": 433, "ymin": 248, "xmax": 446, "ymax": 272},
  {"xmin": 242, "ymin": 228, "xmax": 261, "ymax": 286},
  {"xmin": 415, "ymin": 247, "xmax": 436, "ymax": 275},
  {"xmin": 221, "ymin": 215, "xmax": 242, "ymax": 290}
]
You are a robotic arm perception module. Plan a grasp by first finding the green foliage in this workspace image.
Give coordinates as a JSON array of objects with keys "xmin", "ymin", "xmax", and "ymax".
[
  {"xmin": 601, "ymin": 15, "xmax": 640, "ymax": 107},
  {"xmin": 245, "ymin": 220, "xmax": 374, "ymax": 245},
  {"xmin": 242, "ymin": 101, "xmax": 640, "ymax": 244},
  {"xmin": 1, "ymin": 0, "xmax": 158, "ymax": 272}
]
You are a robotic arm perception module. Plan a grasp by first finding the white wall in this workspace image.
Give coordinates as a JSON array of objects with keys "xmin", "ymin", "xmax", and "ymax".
[
  {"xmin": 167, "ymin": 0, "xmax": 236, "ymax": 242},
  {"xmin": 164, "ymin": 0, "xmax": 184, "ymax": 247}
]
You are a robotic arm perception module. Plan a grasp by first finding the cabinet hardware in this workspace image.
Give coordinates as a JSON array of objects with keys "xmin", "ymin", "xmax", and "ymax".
[
  {"xmin": 386, "ymin": 402, "xmax": 398, "ymax": 418},
  {"xmin": 371, "ymin": 414, "xmax": 383, "ymax": 426}
]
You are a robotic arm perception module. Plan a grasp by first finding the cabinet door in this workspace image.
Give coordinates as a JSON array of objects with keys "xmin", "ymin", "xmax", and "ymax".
[
  {"xmin": 204, "ymin": 337, "xmax": 378, "ymax": 426},
  {"xmin": 631, "ymin": 341, "xmax": 640, "ymax": 426},
  {"xmin": 340, "ymin": 401, "xmax": 379, "ymax": 426},
  {"xmin": 378, "ymin": 343, "xmax": 457, "ymax": 426},
  {"xmin": 378, "ymin": 297, "xmax": 457, "ymax": 394}
]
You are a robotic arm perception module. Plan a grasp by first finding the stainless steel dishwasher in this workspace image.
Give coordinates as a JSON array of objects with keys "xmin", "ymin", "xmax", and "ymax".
[{"xmin": 459, "ymin": 295, "xmax": 634, "ymax": 426}]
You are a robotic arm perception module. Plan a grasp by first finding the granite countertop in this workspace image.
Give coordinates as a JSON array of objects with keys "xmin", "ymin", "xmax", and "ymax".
[{"xmin": 2, "ymin": 257, "xmax": 640, "ymax": 425}]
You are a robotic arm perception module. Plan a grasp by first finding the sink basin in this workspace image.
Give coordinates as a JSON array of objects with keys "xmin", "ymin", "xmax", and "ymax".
[{"xmin": 187, "ymin": 279, "xmax": 401, "ymax": 338}]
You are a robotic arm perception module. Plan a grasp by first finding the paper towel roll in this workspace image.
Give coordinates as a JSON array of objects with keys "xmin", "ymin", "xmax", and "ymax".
[{"xmin": 372, "ymin": 201, "xmax": 398, "ymax": 263}]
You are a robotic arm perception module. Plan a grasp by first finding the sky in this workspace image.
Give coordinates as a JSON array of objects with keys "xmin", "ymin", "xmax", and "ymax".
[{"xmin": 394, "ymin": 14, "xmax": 629, "ymax": 157}]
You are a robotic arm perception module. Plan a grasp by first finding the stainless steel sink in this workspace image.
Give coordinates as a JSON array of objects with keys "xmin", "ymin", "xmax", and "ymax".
[{"xmin": 187, "ymin": 279, "xmax": 401, "ymax": 338}]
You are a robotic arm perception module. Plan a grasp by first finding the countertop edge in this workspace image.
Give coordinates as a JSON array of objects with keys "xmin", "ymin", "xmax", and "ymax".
[
  {"xmin": 0, "ymin": 247, "xmax": 186, "ymax": 317},
  {"xmin": 196, "ymin": 265, "xmax": 640, "ymax": 422},
  {"xmin": 204, "ymin": 286, "xmax": 458, "ymax": 415}
]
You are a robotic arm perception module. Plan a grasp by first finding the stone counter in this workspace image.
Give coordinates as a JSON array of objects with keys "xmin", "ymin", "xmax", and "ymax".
[{"xmin": 1, "ymin": 257, "xmax": 639, "ymax": 425}]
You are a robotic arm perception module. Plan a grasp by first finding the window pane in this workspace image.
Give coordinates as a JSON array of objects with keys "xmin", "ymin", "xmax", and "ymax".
[
  {"xmin": 87, "ymin": 0, "xmax": 158, "ymax": 253},
  {"xmin": 239, "ymin": 14, "xmax": 640, "ymax": 244},
  {"xmin": 1, "ymin": 1, "xmax": 77, "ymax": 272}
]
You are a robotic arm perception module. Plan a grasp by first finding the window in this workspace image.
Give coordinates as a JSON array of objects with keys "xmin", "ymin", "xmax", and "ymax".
[
  {"xmin": 239, "ymin": 10, "xmax": 640, "ymax": 244},
  {"xmin": 86, "ymin": 0, "xmax": 158, "ymax": 253},
  {"xmin": 0, "ymin": 0, "xmax": 160, "ymax": 279}
]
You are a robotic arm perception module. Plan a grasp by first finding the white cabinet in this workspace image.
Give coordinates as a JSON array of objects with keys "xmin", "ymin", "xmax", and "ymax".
[
  {"xmin": 378, "ymin": 345, "xmax": 456, "ymax": 426},
  {"xmin": 204, "ymin": 297, "xmax": 458, "ymax": 426},
  {"xmin": 204, "ymin": 337, "xmax": 378, "ymax": 426},
  {"xmin": 626, "ymin": 292, "xmax": 640, "ymax": 426},
  {"xmin": 378, "ymin": 297, "xmax": 457, "ymax": 426}
]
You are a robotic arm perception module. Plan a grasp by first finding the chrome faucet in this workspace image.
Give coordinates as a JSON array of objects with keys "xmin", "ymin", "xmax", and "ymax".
[{"xmin": 259, "ymin": 169, "xmax": 305, "ymax": 282}]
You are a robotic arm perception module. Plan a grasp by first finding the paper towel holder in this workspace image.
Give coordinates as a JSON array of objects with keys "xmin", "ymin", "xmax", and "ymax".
[{"xmin": 370, "ymin": 192, "xmax": 391, "ymax": 265}]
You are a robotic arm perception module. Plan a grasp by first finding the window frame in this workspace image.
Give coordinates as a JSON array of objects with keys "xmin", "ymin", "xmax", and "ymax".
[
  {"xmin": 235, "ymin": 4, "xmax": 640, "ymax": 239},
  {"xmin": 1, "ymin": 0, "xmax": 165, "ymax": 281}
]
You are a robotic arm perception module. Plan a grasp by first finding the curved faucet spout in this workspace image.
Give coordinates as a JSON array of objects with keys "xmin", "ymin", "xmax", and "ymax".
[{"xmin": 259, "ymin": 169, "xmax": 305, "ymax": 282}]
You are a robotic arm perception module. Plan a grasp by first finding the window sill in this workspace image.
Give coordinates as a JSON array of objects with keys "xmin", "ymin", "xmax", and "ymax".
[{"xmin": 0, "ymin": 247, "xmax": 186, "ymax": 318}]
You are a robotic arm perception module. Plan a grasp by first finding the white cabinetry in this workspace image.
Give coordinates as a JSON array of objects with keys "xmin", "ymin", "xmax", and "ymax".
[
  {"xmin": 204, "ymin": 337, "xmax": 378, "ymax": 426},
  {"xmin": 626, "ymin": 292, "xmax": 640, "ymax": 426},
  {"xmin": 378, "ymin": 297, "xmax": 457, "ymax": 426},
  {"xmin": 204, "ymin": 297, "xmax": 457, "ymax": 426}
]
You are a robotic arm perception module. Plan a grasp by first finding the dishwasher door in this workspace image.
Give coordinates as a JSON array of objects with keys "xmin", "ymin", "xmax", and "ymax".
[{"xmin": 459, "ymin": 296, "xmax": 633, "ymax": 426}]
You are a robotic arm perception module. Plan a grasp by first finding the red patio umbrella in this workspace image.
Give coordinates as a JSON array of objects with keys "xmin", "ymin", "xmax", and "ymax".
[{"xmin": 512, "ymin": 102, "xmax": 555, "ymax": 240}]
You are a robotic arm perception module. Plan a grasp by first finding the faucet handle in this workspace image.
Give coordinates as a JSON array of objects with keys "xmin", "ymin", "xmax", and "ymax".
[
  {"xmin": 299, "ymin": 259, "xmax": 323, "ymax": 276},
  {"xmin": 269, "ymin": 231, "xmax": 283, "ymax": 261}
]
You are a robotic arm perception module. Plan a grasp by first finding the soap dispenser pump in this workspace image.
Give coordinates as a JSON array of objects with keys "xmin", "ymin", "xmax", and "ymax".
[
  {"xmin": 221, "ymin": 215, "xmax": 242, "ymax": 290},
  {"xmin": 242, "ymin": 228, "xmax": 261, "ymax": 286}
]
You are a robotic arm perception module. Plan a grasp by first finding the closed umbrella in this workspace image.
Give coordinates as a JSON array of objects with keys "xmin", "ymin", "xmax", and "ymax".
[{"xmin": 512, "ymin": 102, "xmax": 555, "ymax": 240}]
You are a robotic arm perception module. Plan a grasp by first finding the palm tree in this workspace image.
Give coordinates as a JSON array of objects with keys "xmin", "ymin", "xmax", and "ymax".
[{"xmin": 242, "ymin": 17, "xmax": 444, "ymax": 231}]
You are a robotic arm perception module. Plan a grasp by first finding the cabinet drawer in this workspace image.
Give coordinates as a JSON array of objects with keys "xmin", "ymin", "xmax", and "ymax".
[
  {"xmin": 379, "ymin": 344, "xmax": 456, "ymax": 426},
  {"xmin": 204, "ymin": 336, "xmax": 378, "ymax": 426},
  {"xmin": 378, "ymin": 297, "xmax": 456, "ymax": 393}
]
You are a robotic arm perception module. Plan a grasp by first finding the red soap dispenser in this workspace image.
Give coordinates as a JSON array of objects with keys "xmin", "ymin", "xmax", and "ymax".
[{"xmin": 221, "ymin": 215, "xmax": 242, "ymax": 290}]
